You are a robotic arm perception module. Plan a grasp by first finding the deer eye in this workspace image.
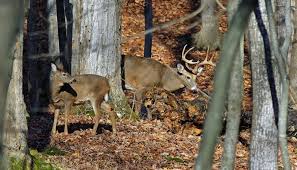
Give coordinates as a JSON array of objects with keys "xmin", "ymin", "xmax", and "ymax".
[{"xmin": 62, "ymin": 73, "xmax": 67, "ymax": 76}]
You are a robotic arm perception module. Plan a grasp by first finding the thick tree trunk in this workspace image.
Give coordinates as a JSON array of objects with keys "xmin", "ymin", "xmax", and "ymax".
[
  {"xmin": 0, "ymin": 1, "xmax": 25, "ymax": 168},
  {"xmin": 3, "ymin": 28, "xmax": 29, "ymax": 166},
  {"xmin": 2, "ymin": 1, "xmax": 29, "ymax": 167},
  {"xmin": 193, "ymin": 0, "xmax": 221, "ymax": 50},
  {"xmin": 71, "ymin": 0, "xmax": 133, "ymax": 117},
  {"xmin": 26, "ymin": 0, "xmax": 50, "ymax": 113},
  {"xmin": 221, "ymin": 0, "xmax": 244, "ymax": 169},
  {"xmin": 248, "ymin": 1, "xmax": 278, "ymax": 169},
  {"xmin": 289, "ymin": 0, "xmax": 297, "ymax": 107}
]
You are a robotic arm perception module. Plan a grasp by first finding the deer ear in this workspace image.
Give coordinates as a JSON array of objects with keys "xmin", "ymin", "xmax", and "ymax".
[
  {"xmin": 51, "ymin": 63, "xmax": 57, "ymax": 72},
  {"xmin": 176, "ymin": 64, "xmax": 184, "ymax": 72}
]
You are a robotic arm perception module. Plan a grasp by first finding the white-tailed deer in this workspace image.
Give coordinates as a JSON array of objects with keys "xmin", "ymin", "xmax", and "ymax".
[
  {"xmin": 123, "ymin": 45, "xmax": 215, "ymax": 118},
  {"xmin": 50, "ymin": 63, "xmax": 116, "ymax": 135}
]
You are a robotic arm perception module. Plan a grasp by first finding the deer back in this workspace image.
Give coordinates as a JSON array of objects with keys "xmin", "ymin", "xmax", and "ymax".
[
  {"xmin": 50, "ymin": 63, "xmax": 110, "ymax": 104},
  {"xmin": 123, "ymin": 55, "xmax": 198, "ymax": 92},
  {"xmin": 68, "ymin": 75, "xmax": 110, "ymax": 103}
]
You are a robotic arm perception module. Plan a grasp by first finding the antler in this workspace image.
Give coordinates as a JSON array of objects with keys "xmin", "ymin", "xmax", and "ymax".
[
  {"xmin": 181, "ymin": 44, "xmax": 199, "ymax": 73},
  {"xmin": 181, "ymin": 45, "xmax": 216, "ymax": 74},
  {"xmin": 181, "ymin": 44, "xmax": 198, "ymax": 64}
]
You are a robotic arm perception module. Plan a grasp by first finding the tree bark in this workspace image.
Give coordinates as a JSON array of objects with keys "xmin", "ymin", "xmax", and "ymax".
[
  {"xmin": 3, "ymin": 26, "xmax": 30, "ymax": 167},
  {"xmin": 221, "ymin": 0, "xmax": 244, "ymax": 169},
  {"xmin": 194, "ymin": 1, "xmax": 256, "ymax": 169},
  {"xmin": 248, "ymin": 1, "xmax": 278, "ymax": 169},
  {"xmin": 0, "ymin": 1, "xmax": 25, "ymax": 168},
  {"xmin": 290, "ymin": 0, "xmax": 297, "ymax": 107},
  {"xmin": 26, "ymin": 0, "xmax": 51, "ymax": 113},
  {"xmin": 0, "ymin": 1, "xmax": 28, "ymax": 169},
  {"xmin": 71, "ymin": 0, "xmax": 134, "ymax": 117},
  {"xmin": 193, "ymin": 0, "xmax": 221, "ymax": 50},
  {"xmin": 47, "ymin": 0, "xmax": 60, "ymax": 57}
]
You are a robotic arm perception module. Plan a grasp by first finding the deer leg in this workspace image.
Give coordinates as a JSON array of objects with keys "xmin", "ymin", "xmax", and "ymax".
[
  {"xmin": 91, "ymin": 99, "xmax": 103, "ymax": 135},
  {"xmin": 135, "ymin": 89, "xmax": 144, "ymax": 116},
  {"xmin": 64, "ymin": 102, "xmax": 72, "ymax": 135},
  {"xmin": 101, "ymin": 102, "xmax": 117, "ymax": 133},
  {"xmin": 51, "ymin": 108, "xmax": 60, "ymax": 135}
]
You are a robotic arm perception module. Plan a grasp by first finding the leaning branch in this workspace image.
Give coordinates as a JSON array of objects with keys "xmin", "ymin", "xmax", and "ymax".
[{"xmin": 194, "ymin": 0, "xmax": 257, "ymax": 169}]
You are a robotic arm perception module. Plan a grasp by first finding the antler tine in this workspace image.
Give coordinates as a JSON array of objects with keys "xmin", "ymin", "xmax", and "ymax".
[
  {"xmin": 181, "ymin": 44, "xmax": 198, "ymax": 64},
  {"xmin": 197, "ymin": 47, "xmax": 216, "ymax": 67},
  {"xmin": 191, "ymin": 47, "xmax": 216, "ymax": 74}
]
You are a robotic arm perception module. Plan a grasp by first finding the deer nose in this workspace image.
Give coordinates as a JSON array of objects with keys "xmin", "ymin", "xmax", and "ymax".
[{"xmin": 191, "ymin": 86, "xmax": 198, "ymax": 92}]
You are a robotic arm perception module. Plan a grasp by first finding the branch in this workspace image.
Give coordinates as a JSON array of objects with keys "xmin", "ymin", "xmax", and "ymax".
[
  {"xmin": 216, "ymin": 0, "xmax": 226, "ymax": 11},
  {"xmin": 194, "ymin": 0, "xmax": 257, "ymax": 169},
  {"xmin": 122, "ymin": 2, "xmax": 206, "ymax": 42}
]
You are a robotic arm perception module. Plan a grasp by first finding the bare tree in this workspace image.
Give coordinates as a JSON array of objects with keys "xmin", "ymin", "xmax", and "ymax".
[
  {"xmin": 71, "ymin": 0, "xmax": 134, "ymax": 118},
  {"xmin": 194, "ymin": 0, "xmax": 256, "ymax": 169},
  {"xmin": 193, "ymin": 0, "xmax": 221, "ymax": 50},
  {"xmin": 0, "ymin": 1, "xmax": 26, "ymax": 168},
  {"xmin": 221, "ymin": 0, "xmax": 244, "ymax": 168},
  {"xmin": 290, "ymin": 0, "xmax": 297, "ymax": 106},
  {"xmin": 265, "ymin": 0, "xmax": 292, "ymax": 168},
  {"xmin": 144, "ymin": 0, "xmax": 153, "ymax": 58},
  {"xmin": 248, "ymin": 1, "xmax": 278, "ymax": 169}
]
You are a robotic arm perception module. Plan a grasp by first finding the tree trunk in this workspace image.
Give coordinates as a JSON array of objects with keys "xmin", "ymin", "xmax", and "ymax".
[
  {"xmin": 193, "ymin": 0, "xmax": 221, "ymax": 50},
  {"xmin": 2, "ymin": 1, "xmax": 29, "ymax": 167},
  {"xmin": 47, "ymin": 0, "xmax": 59, "ymax": 57},
  {"xmin": 26, "ymin": 0, "xmax": 51, "ymax": 113},
  {"xmin": 0, "ymin": 1, "xmax": 25, "ymax": 168},
  {"xmin": 71, "ymin": 0, "xmax": 134, "ymax": 117},
  {"xmin": 3, "ymin": 26, "xmax": 30, "ymax": 167},
  {"xmin": 221, "ymin": 0, "xmax": 244, "ymax": 169},
  {"xmin": 289, "ymin": 0, "xmax": 297, "ymax": 107},
  {"xmin": 248, "ymin": 1, "xmax": 278, "ymax": 169},
  {"xmin": 194, "ymin": 1, "xmax": 256, "ymax": 169},
  {"xmin": 144, "ymin": 0, "xmax": 153, "ymax": 58}
]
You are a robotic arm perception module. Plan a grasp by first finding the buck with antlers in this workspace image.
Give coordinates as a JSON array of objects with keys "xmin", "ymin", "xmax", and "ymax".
[
  {"xmin": 123, "ymin": 45, "xmax": 215, "ymax": 118},
  {"xmin": 49, "ymin": 63, "xmax": 116, "ymax": 135}
]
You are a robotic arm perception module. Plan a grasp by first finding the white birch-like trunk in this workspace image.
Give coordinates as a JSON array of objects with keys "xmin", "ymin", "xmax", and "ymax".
[
  {"xmin": 70, "ymin": 0, "xmax": 133, "ymax": 117},
  {"xmin": 248, "ymin": 0, "xmax": 278, "ymax": 169}
]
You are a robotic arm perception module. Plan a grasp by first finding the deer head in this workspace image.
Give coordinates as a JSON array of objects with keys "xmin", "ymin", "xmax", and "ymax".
[
  {"xmin": 50, "ymin": 63, "xmax": 75, "ymax": 86},
  {"xmin": 173, "ymin": 44, "xmax": 216, "ymax": 91}
]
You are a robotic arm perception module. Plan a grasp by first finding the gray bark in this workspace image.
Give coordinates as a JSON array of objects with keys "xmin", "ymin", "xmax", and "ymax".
[
  {"xmin": 3, "ymin": 28, "xmax": 29, "ymax": 164},
  {"xmin": 248, "ymin": 1, "xmax": 278, "ymax": 169},
  {"xmin": 221, "ymin": 0, "xmax": 244, "ymax": 169},
  {"xmin": 47, "ymin": 0, "xmax": 60, "ymax": 57},
  {"xmin": 70, "ymin": 0, "xmax": 133, "ymax": 117},
  {"xmin": 193, "ymin": 0, "xmax": 221, "ymax": 50},
  {"xmin": 265, "ymin": 0, "xmax": 291, "ymax": 168},
  {"xmin": 0, "ymin": 1, "xmax": 24, "ymax": 168},
  {"xmin": 194, "ymin": 0, "xmax": 256, "ymax": 169},
  {"xmin": 290, "ymin": 0, "xmax": 297, "ymax": 105}
]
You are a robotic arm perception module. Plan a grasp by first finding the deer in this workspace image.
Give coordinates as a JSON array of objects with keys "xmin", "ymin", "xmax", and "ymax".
[
  {"xmin": 49, "ymin": 63, "xmax": 116, "ymax": 135},
  {"xmin": 123, "ymin": 45, "xmax": 215, "ymax": 119}
]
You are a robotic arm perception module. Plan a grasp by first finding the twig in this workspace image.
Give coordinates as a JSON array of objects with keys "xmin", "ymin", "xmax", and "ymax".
[
  {"xmin": 216, "ymin": 0, "xmax": 226, "ymax": 11},
  {"xmin": 122, "ymin": 2, "xmax": 206, "ymax": 42}
]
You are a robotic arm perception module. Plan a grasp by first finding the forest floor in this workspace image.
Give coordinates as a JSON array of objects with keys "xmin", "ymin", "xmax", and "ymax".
[{"xmin": 28, "ymin": 0, "xmax": 297, "ymax": 169}]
